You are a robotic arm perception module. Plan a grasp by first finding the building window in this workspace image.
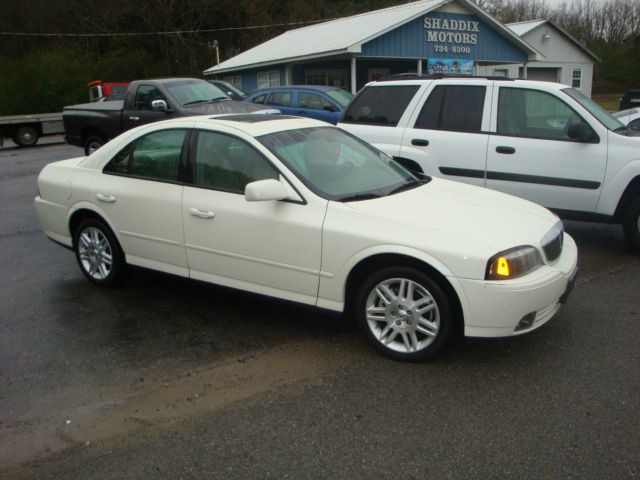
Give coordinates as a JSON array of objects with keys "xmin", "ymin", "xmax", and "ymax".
[
  {"xmin": 305, "ymin": 69, "xmax": 348, "ymax": 89},
  {"xmin": 572, "ymin": 69, "xmax": 582, "ymax": 89},
  {"xmin": 493, "ymin": 69, "xmax": 508, "ymax": 78},
  {"xmin": 257, "ymin": 71, "xmax": 281, "ymax": 89},
  {"xmin": 224, "ymin": 75, "xmax": 242, "ymax": 88},
  {"xmin": 368, "ymin": 68, "xmax": 390, "ymax": 82}
]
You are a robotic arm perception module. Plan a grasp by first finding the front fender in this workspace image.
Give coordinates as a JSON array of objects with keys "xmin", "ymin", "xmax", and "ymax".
[{"xmin": 597, "ymin": 158, "xmax": 640, "ymax": 215}]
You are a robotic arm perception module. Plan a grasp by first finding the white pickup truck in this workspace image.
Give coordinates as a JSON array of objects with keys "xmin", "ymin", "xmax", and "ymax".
[{"xmin": 338, "ymin": 76, "xmax": 640, "ymax": 250}]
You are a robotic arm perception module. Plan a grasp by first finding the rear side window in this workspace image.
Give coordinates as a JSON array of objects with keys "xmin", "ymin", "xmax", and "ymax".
[
  {"xmin": 104, "ymin": 129, "xmax": 186, "ymax": 182},
  {"xmin": 252, "ymin": 94, "xmax": 266, "ymax": 104},
  {"xmin": 415, "ymin": 85, "xmax": 486, "ymax": 133},
  {"xmin": 267, "ymin": 92, "xmax": 293, "ymax": 107},
  {"xmin": 342, "ymin": 85, "xmax": 419, "ymax": 127}
]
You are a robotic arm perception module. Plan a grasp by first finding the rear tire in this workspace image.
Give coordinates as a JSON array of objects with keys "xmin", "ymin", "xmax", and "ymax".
[
  {"xmin": 84, "ymin": 135, "xmax": 105, "ymax": 155},
  {"xmin": 13, "ymin": 126, "xmax": 39, "ymax": 147},
  {"xmin": 73, "ymin": 218, "xmax": 125, "ymax": 286},
  {"xmin": 355, "ymin": 266, "xmax": 453, "ymax": 361},
  {"xmin": 622, "ymin": 197, "xmax": 640, "ymax": 252}
]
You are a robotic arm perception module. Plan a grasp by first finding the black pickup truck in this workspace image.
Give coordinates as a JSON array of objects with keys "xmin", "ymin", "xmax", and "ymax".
[{"xmin": 64, "ymin": 78, "xmax": 276, "ymax": 155}]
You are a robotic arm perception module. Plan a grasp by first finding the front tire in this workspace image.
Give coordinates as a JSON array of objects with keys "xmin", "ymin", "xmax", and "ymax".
[
  {"xmin": 74, "ymin": 219, "xmax": 125, "ymax": 286},
  {"xmin": 623, "ymin": 197, "xmax": 640, "ymax": 252},
  {"xmin": 355, "ymin": 266, "xmax": 453, "ymax": 361},
  {"xmin": 13, "ymin": 126, "xmax": 39, "ymax": 147}
]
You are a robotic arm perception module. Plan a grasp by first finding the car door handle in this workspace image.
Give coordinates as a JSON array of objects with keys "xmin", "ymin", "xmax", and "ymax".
[
  {"xmin": 96, "ymin": 193, "xmax": 116, "ymax": 203},
  {"xmin": 411, "ymin": 139, "xmax": 429, "ymax": 147},
  {"xmin": 496, "ymin": 146, "xmax": 516, "ymax": 154},
  {"xmin": 188, "ymin": 208, "xmax": 215, "ymax": 219},
  {"xmin": 128, "ymin": 116, "xmax": 140, "ymax": 121}
]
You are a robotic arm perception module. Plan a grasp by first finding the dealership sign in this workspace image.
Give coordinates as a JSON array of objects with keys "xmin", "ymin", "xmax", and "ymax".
[
  {"xmin": 427, "ymin": 59, "xmax": 474, "ymax": 75},
  {"xmin": 424, "ymin": 17, "xmax": 480, "ymax": 45}
]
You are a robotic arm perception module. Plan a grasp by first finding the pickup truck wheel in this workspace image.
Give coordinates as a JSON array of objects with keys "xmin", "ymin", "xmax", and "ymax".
[
  {"xmin": 84, "ymin": 135, "xmax": 105, "ymax": 155},
  {"xmin": 622, "ymin": 197, "xmax": 640, "ymax": 251},
  {"xmin": 13, "ymin": 126, "xmax": 39, "ymax": 147},
  {"xmin": 355, "ymin": 266, "xmax": 453, "ymax": 361}
]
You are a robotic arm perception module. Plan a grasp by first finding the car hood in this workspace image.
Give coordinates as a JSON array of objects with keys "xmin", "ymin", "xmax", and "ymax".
[
  {"xmin": 340, "ymin": 177, "xmax": 560, "ymax": 256},
  {"xmin": 184, "ymin": 101, "xmax": 279, "ymax": 115}
]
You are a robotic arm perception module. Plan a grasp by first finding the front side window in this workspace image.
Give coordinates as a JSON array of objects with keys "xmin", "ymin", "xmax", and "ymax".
[
  {"xmin": 104, "ymin": 129, "xmax": 186, "ymax": 182},
  {"xmin": 259, "ymin": 127, "xmax": 417, "ymax": 200},
  {"xmin": 299, "ymin": 92, "xmax": 333, "ymax": 111},
  {"xmin": 134, "ymin": 85, "xmax": 167, "ymax": 110},
  {"xmin": 267, "ymin": 92, "xmax": 292, "ymax": 107},
  {"xmin": 194, "ymin": 131, "xmax": 278, "ymax": 193},
  {"xmin": 497, "ymin": 88, "xmax": 587, "ymax": 140},
  {"xmin": 341, "ymin": 85, "xmax": 420, "ymax": 126},
  {"xmin": 252, "ymin": 94, "xmax": 266, "ymax": 104},
  {"xmin": 415, "ymin": 85, "xmax": 486, "ymax": 133}
]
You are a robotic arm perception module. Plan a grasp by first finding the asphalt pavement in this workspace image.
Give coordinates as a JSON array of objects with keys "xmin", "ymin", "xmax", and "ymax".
[{"xmin": 0, "ymin": 140, "xmax": 638, "ymax": 479}]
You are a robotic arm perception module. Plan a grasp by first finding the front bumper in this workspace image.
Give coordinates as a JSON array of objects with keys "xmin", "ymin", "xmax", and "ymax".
[{"xmin": 459, "ymin": 233, "xmax": 579, "ymax": 338}]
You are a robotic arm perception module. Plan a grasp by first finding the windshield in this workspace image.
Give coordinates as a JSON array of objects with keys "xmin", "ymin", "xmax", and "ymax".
[
  {"xmin": 164, "ymin": 80, "xmax": 230, "ymax": 106},
  {"xmin": 258, "ymin": 127, "xmax": 420, "ymax": 201},
  {"xmin": 326, "ymin": 89, "xmax": 354, "ymax": 108},
  {"xmin": 563, "ymin": 88, "xmax": 623, "ymax": 131}
]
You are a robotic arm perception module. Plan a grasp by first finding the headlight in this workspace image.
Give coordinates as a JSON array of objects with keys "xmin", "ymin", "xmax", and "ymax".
[{"xmin": 485, "ymin": 246, "xmax": 543, "ymax": 280}]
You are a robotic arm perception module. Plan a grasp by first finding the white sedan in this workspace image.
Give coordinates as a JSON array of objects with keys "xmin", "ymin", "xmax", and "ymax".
[
  {"xmin": 35, "ymin": 115, "xmax": 578, "ymax": 361},
  {"xmin": 612, "ymin": 108, "xmax": 640, "ymax": 131}
]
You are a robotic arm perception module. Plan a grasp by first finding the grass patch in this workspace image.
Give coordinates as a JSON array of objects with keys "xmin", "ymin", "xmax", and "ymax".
[{"xmin": 592, "ymin": 93, "xmax": 622, "ymax": 112}]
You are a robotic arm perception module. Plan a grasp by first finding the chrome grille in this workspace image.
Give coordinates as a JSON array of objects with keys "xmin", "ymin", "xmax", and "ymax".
[{"xmin": 541, "ymin": 221, "xmax": 564, "ymax": 263}]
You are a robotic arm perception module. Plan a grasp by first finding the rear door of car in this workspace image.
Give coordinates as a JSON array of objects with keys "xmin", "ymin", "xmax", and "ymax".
[
  {"xmin": 399, "ymin": 80, "xmax": 492, "ymax": 186},
  {"xmin": 94, "ymin": 126, "xmax": 190, "ymax": 275},
  {"xmin": 265, "ymin": 90, "xmax": 296, "ymax": 116}
]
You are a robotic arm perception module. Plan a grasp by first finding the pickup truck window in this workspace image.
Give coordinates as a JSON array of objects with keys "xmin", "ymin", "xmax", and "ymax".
[
  {"xmin": 134, "ymin": 85, "xmax": 167, "ymax": 110},
  {"xmin": 194, "ymin": 131, "xmax": 278, "ymax": 193},
  {"xmin": 415, "ymin": 85, "xmax": 485, "ymax": 133},
  {"xmin": 342, "ymin": 85, "xmax": 419, "ymax": 127},
  {"xmin": 497, "ymin": 88, "xmax": 587, "ymax": 140},
  {"xmin": 104, "ymin": 129, "xmax": 187, "ymax": 182}
]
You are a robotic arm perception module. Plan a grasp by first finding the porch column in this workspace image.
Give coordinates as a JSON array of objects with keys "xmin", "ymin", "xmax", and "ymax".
[
  {"xmin": 417, "ymin": 59, "xmax": 423, "ymax": 75},
  {"xmin": 285, "ymin": 64, "xmax": 292, "ymax": 86},
  {"xmin": 351, "ymin": 57, "xmax": 357, "ymax": 94},
  {"xmin": 522, "ymin": 63, "xmax": 528, "ymax": 79}
]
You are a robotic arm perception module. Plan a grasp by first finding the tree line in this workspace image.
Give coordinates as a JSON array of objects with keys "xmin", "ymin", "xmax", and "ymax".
[{"xmin": 0, "ymin": 0, "xmax": 637, "ymax": 115}]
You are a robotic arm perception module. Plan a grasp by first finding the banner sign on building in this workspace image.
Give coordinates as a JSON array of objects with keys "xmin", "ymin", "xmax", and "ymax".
[{"xmin": 427, "ymin": 59, "xmax": 474, "ymax": 75}]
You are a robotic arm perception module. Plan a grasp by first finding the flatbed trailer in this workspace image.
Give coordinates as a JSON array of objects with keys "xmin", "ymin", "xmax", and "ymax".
[{"xmin": 0, "ymin": 113, "xmax": 64, "ymax": 147}]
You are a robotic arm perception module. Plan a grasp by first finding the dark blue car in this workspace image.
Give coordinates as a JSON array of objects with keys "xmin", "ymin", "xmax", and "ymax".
[{"xmin": 244, "ymin": 86, "xmax": 353, "ymax": 124}]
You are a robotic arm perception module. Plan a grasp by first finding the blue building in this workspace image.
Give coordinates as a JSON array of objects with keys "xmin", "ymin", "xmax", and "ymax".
[{"xmin": 203, "ymin": 0, "xmax": 541, "ymax": 94}]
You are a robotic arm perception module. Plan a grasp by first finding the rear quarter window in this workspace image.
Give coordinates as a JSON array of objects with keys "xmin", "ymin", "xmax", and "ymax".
[{"xmin": 341, "ymin": 85, "xmax": 419, "ymax": 127}]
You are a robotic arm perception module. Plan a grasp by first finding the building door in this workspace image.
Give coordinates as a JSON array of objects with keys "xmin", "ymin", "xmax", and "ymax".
[{"xmin": 526, "ymin": 68, "xmax": 560, "ymax": 82}]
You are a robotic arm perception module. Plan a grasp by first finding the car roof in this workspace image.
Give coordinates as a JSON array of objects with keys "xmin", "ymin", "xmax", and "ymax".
[{"xmin": 249, "ymin": 85, "xmax": 340, "ymax": 94}]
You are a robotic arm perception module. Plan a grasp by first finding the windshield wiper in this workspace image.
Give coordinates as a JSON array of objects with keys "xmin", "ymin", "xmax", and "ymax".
[
  {"xmin": 387, "ymin": 179, "xmax": 422, "ymax": 196},
  {"xmin": 183, "ymin": 97, "xmax": 230, "ymax": 106},
  {"xmin": 338, "ymin": 193, "xmax": 382, "ymax": 202}
]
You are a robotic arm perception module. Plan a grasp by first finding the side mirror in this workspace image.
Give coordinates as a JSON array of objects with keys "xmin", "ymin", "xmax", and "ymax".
[
  {"xmin": 567, "ymin": 122, "xmax": 595, "ymax": 142},
  {"xmin": 151, "ymin": 99, "xmax": 169, "ymax": 112},
  {"xmin": 245, "ymin": 179, "xmax": 288, "ymax": 202}
]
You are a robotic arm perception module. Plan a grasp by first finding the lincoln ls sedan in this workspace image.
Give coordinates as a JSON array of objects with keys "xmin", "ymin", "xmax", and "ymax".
[{"xmin": 35, "ymin": 115, "xmax": 578, "ymax": 361}]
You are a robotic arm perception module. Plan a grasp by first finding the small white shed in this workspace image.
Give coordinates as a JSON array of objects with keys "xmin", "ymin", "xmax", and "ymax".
[{"xmin": 479, "ymin": 19, "xmax": 599, "ymax": 97}]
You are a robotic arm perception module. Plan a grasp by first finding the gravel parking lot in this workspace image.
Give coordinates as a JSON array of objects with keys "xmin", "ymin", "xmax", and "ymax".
[{"xmin": 1, "ymin": 139, "xmax": 639, "ymax": 479}]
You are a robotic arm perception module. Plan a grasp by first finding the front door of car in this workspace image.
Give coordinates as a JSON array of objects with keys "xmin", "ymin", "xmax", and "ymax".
[
  {"xmin": 94, "ymin": 127, "xmax": 189, "ymax": 275},
  {"xmin": 123, "ymin": 84, "xmax": 174, "ymax": 131},
  {"xmin": 485, "ymin": 86, "xmax": 606, "ymax": 212},
  {"xmin": 181, "ymin": 129, "xmax": 327, "ymax": 305},
  {"xmin": 297, "ymin": 91, "xmax": 339, "ymax": 124},
  {"xmin": 399, "ymin": 82, "xmax": 491, "ymax": 186}
]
